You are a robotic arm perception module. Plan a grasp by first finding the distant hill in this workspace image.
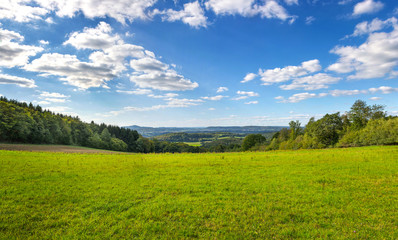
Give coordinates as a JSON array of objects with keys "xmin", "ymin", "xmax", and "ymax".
[{"xmin": 124, "ymin": 125, "xmax": 286, "ymax": 137}]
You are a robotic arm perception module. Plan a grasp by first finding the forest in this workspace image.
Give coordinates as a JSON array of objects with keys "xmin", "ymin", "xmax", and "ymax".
[{"xmin": 0, "ymin": 97, "xmax": 397, "ymax": 153}]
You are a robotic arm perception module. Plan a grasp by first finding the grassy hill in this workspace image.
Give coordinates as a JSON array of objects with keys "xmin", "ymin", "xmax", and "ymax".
[{"xmin": 1, "ymin": 146, "xmax": 397, "ymax": 239}]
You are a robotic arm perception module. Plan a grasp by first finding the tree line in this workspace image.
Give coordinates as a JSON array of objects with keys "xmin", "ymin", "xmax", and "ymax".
[
  {"xmin": 0, "ymin": 97, "xmax": 211, "ymax": 153},
  {"xmin": 1, "ymin": 97, "xmax": 396, "ymax": 153},
  {"xmin": 241, "ymin": 100, "xmax": 398, "ymax": 151}
]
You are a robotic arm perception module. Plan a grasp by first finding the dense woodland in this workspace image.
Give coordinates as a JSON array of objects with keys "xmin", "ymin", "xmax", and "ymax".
[{"xmin": 0, "ymin": 97, "xmax": 397, "ymax": 153}]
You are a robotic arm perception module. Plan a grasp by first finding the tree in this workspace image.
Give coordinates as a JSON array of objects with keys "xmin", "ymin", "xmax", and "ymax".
[
  {"xmin": 348, "ymin": 100, "xmax": 386, "ymax": 130},
  {"xmin": 289, "ymin": 120, "xmax": 301, "ymax": 140},
  {"xmin": 306, "ymin": 113, "xmax": 343, "ymax": 146},
  {"xmin": 242, "ymin": 134, "xmax": 266, "ymax": 151}
]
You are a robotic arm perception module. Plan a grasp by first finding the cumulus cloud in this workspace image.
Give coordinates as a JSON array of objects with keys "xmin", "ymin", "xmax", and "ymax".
[
  {"xmin": 154, "ymin": 1, "xmax": 208, "ymax": 28},
  {"xmin": 241, "ymin": 73, "xmax": 257, "ymax": 83},
  {"xmin": 0, "ymin": 73, "xmax": 36, "ymax": 88},
  {"xmin": 245, "ymin": 100, "xmax": 258, "ymax": 104},
  {"xmin": 350, "ymin": 17, "xmax": 397, "ymax": 37},
  {"xmin": 130, "ymin": 68, "xmax": 198, "ymax": 91},
  {"xmin": 40, "ymin": 91, "xmax": 69, "ymax": 98},
  {"xmin": 0, "ymin": 0, "xmax": 49, "ymax": 22},
  {"xmin": 148, "ymin": 93, "xmax": 179, "ymax": 98},
  {"xmin": 201, "ymin": 95, "xmax": 227, "ymax": 100},
  {"xmin": 129, "ymin": 57, "xmax": 198, "ymax": 91},
  {"xmin": 205, "ymin": 0, "xmax": 296, "ymax": 23},
  {"xmin": 353, "ymin": 0, "xmax": 384, "ymax": 16},
  {"xmin": 275, "ymin": 86, "xmax": 398, "ymax": 103},
  {"xmin": 280, "ymin": 73, "xmax": 341, "ymax": 90},
  {"xmin": 0, "ymin": 0, "xmax": 157, "ymax": 24},
  {"xmin": 24, "ymin": 22, "xmax": 197, "ymax": 91},
  {"xmin": 116, "ymin": 89, "xmax": 153, "ymax": 95},
  {"xmin": 328, "ymin": 21, "xmax": 398, "ymax": 80},
  {"xmin": 39, "ymin": 40, "xmax": 49, "ymax": 45},
  {"xmin": 217, "ymin": 86, "xmax": 229, "ymax": 92},
  {"xmin": 275, "ymin": 92, "xmax": 318, "ymax": 103},
  {"xmin": 369, "ymin": 86, "xmax": 398, "ymax": 94},
  {"xmin": 258, "ymin": 59, "xmax": 321, "ymax": 85},
  {"xmin": 24, "ymin": 53, "xmax": 118, "ymax": 89},
  {"xmin": 130, "ymin": 57, "xmax": 168, "ymax": 73},
  {"xmin": 37, "ymin": 0, "xmax": 157, "ymax": 24},
  {"xmin": 0, "ymin": 28, "xmax": 43, "ymax": 67},
  {"xmin": 329, "ymin": 89, "xmax": 367, "ymax": 96},
  {"xmin": 369, "ymin": 96, "xmax": 381, "ymax": 100},
  {"xmin": 64, "ymin": 22, "xmax": 121, "ymax": 50},
  {"xmin": 233, "ymin": 90, "xmax": 259, "ymax": 100},
  {"xmin": 109, "ymin": 97, "xmax": 204, "ymax": 115}
]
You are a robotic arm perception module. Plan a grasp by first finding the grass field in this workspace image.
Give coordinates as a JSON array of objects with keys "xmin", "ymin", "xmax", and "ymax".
[
  {"xmin": 1, "ymin": 146, "xmax": 397, "ymax": 239},
  {"xmin": 183, "ymin": 142, "xmax": 202, "ymax": 146}
]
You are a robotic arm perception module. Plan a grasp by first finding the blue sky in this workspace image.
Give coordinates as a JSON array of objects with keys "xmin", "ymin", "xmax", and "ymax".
[{"xmin": 1, "ymin": 0, "xmax": 398, "ymax": 127}]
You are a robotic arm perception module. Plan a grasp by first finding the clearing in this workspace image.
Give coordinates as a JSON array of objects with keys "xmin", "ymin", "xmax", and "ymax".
[{"xmin": 0, "ymin": 146, "xmax": 397, "ymax": 239}]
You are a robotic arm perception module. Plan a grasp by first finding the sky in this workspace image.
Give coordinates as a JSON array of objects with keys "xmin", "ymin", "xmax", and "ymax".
[{"xmin": 1, "ymin": 0, "xmax": 398, "ymax": 127}]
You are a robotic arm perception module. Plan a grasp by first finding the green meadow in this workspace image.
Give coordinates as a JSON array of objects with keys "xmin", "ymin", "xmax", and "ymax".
[{"xmin": 1, "ymin": 146, "xmax": 397, "ymax": 239}]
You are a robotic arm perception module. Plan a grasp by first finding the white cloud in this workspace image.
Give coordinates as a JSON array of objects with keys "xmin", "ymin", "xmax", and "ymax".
[
  {"xmin": 0, "ymin": 0, "xmax": 157, "ymax": 24},
  {"xmin": 369, "ymin": 86, "xmax": 398, "ymax": 94},
  {"xmin": 37, "ymin": 0, "xmax": 157, "ymax": 24},
  {"xmin": 45, "ymin": 17, "xmax": 54, "ymax": 24},
  {"xmin": 217, "ymin": 86, "xmax": 229, "ymax": 92},
  {"xmin": 0, "ymin": 0, "xmax": 49, "ymax": 22},
  {"xmin": 0, "ymin": 28, "xmax": 43, "ymax": 67},
  {"xmin": 275, "ymin": 92, "xmax": 318, "ymax": 103},
  {"xmin": 154, "ymin": 1, "xmax": 208, "ymax": 28},
  {"xmin": 369, "ymin": 96, "xmax": 381, "ymax": 100},
  {"xmin": 280, "ymin": 73, "xmax": 341, "ymax": 90},
  {"xmin": 205, "ymin": 0, "xmax": 257, "ymax": 16},
  {"xmin": 201, "ymin": 95, "xmax": 227, "ymax": 100},
  {"xmin": 328, "ymin": 21, "xmax": 398, "ymax": 80},
  {"xmin": 275, "ymin": 85, "xmax": 398, "ymax": 103},
  {"xmin": 116, "ymin": 89, "xmax": 153, "ymax": 95},
  {"xmin": 24, "ymin": 53, "xmax": 118, "ymax": 89},
  {"xmin": 305, "ymin": 16, "xmax": 315, "ymax": 25},
  {"xmin": 40, "ymin": 91, "xmax": 69, "ymax": 98},
  {"xmin": 209, "ymin": 107, "xmax": 216, "ymax": 110},
  {"xmin": 241, "ymin": 73, "xmax": 257, "ymax": 83},
  {"xmin": 0, "ymin": 73, "xmax": 36, "ymax": 88},
  {"xmin": 284, "ymin": 0, "xmax": 298, "ymax": 6},
  {"xmin": 338, "ymin": 0, "xmax": 354, "ymax": 5},
  {"xmin": 130, "ymin": 57, "xmax": 168, "ymax": 73},
  {"xmin": 350, "ymin": 17, "xmax": 397, "ymax": 37},
  {"xmin": 205, "ymin": 0, "xmax": 296, "ymax": 23},
  {"xmin": 329, "ymin": 89, "xmax": 366, "ymax": 96},
  {"xmin": 256, "ymin": 0, "xmax": 297, "ymax": 23},
  {"xmin": 43, "ymin": 98, "xmax": 66, "ymax": 103},
  {"xmin": 233, "ymin": 90, "xmax": 259, "ymax": 100},
  {"xmin": 64, "ymin": 22, "xmax": 121, "ymax": 50},
  {"xmin": 148, "ymin": 93, "xmax": 179, "ymax": 98},
  {"xmin": 258, "ymin": 59, "xmax": 321, "ymax": 85},
  {"xmin": 130, "ymin": 68, "xmax": 198, "ymax": 91},
  {"xmin": 245, "ymin": 100, "xmax": 258, "ymax": 104},
  {"xmin": 237, "ymin": 91, "xmax": 259, "ymax": 97},
  {"xmin": 353, "ymin": 0, "xmax": 384, "ymax": 16},
  {"xmin": 25, "ymin": 22, "xmax": 197, "ymax": 91},
  {"xmin": 38, "ymin": 91, "xmax": 70, "ymax": 103},
  {"xmin": 109, "ymin": 97, "xmax": 204, "ymax": 115},
  {"xmin": 39, "ymin": 40, "xmax": 49, "ymax": 45}
]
